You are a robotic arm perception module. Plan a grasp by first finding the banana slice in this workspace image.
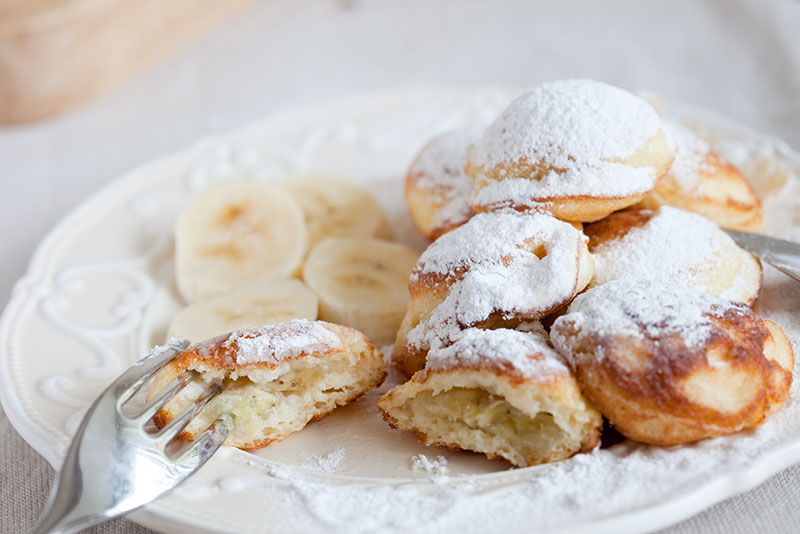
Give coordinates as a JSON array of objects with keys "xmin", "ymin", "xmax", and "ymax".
[
  {"xmin": 302, "ymin": 237, "xmax": 419, "ymax": 346},
  {"xmin": 278, "ymin": 175, "xmax": 391, "ymax": 250},
  {"xmin": 175, "ymin": 181, "xmax": 307, "ymax": 303},
  {"xmin": 167, "ymin": 277, "xmax": 318, "ymax": 342}
]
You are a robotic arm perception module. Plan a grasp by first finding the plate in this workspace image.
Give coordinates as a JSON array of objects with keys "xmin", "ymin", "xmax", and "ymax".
[{"xmin": 2, "ymin": 89, "xmax": 800, "ymax": 534}]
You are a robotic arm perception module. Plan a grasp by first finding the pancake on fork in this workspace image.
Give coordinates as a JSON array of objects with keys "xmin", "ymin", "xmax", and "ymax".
[{"xmin": 149, "ymin": 320, "xmax": 386, "ymax": 449}]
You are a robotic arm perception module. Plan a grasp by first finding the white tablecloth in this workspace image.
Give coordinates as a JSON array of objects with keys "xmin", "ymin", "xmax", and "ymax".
[{"xmin": 2, "ymin": 0, "xmax": 799, "ymax": 532}]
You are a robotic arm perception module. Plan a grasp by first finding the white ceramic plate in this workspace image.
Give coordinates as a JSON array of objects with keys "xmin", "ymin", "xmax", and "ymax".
[{"xmin": 3, "ymin": 89, "xmax": 800, "ymax": 534}]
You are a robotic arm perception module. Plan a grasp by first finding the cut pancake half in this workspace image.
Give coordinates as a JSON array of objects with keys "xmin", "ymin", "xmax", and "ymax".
[
  {"xmin": 149, "ymin": 320, "xmax": 386, "ymax": 449},
  {"xmin": 379, "ymin": 328, "xmax": 601, "ymax": 467}
]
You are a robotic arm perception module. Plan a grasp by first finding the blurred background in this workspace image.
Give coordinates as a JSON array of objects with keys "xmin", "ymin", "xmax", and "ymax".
[{"xmin": 2, "ymin": 0, "xmax": 799, "ymax": 532}]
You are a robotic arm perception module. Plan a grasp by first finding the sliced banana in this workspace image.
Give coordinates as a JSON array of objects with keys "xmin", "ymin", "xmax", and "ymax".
[
  {"xmin": 278, "ymin": 175, "xmax": 391, "ymax": 250},
  {"xmin": 175, "ymin": 181, "xmax": 307, "ymax": 303},
  {"xmin": 167, "ymin": 277, "xmax": 318, "ymax": 342},
  {"xmin": 302, "ymin": 236, "xmax": 419, "ymax": 346}
]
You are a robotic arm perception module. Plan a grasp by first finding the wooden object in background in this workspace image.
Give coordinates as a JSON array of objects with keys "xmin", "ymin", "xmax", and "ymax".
[{"xmin": 0, "ymin": 0, "xmax": 252, "ymax": 124}]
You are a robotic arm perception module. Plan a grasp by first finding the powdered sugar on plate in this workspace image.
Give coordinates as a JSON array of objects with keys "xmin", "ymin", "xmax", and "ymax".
[
  {"xmin": 469, "ymin": 79, "xmax": 663, "ymax": 202},
  {"xmin": 407, "ymin": 211, "xmax": 583, "ymax": 351},
  {"xmin": 210, "ymin": 400, "xmax": 796, "ymax": 534},
  {"xmin": 426, "ymin": 327, "xmax": 568, "ymax": 379},
  {"xmin": 194, "ymin": 319, "xmax": 343, "ymax": 366},
  {"xmin": 589, "ymin": 205, "xmax": 752, "ymax": 300},
  {"xmin": 301, "ymin": 447, "xmax": 347, "ymax": 473},
  {"xmin": 410, "ymin": 454, "xmax": 450, "ymax": 483}
]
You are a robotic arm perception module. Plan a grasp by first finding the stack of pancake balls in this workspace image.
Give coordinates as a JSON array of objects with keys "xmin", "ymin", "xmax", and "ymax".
[
  {"xmin": 379, "ymin": 79, "xmax": 794, "ymax": 467},
  {"xmin": 158, "ymin": 79, "xmax": 793, "ymax": 468}
]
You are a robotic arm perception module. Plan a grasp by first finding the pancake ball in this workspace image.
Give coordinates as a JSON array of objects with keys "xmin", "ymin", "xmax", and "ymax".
[
  {"xmin": 467, "ymin": 79, "xmax": 674, "ymax": 222},
  {"xmin": 405, "ymin": 127, "xmax": 480, "ymax": 241},
  {"xmin": 636, "ymin": 121, "xmax": 763, "ymax": 231},
  {"xmin": 550, "ymin": 279, "xmax": 793, "ymax": 446},
  {"xmin": 584, "ymin": 206, "xmax": 762, "ymax": 305},
  {"xmin": 393, "ymin": 210, "xmax": 593, "ymax": 378},
  {"xmin": 379, "ymin": 327, "xmax": 602, "ymax": 467}
]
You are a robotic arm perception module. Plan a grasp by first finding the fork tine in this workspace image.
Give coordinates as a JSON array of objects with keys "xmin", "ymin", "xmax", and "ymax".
[
  {"xmin": 155, "ymin": 382, "xmax": 223, "ymax": 444},
  {"xmin": 114, "ymin": 340, "xmax": 190, "ymax": 405},
  {"xmin": 133, "ymin": 370, "xmax": 198, "ymax": 424},
  {"xmin": 172, "ymin": 413, "xmax": 234, "ymax": 466}
]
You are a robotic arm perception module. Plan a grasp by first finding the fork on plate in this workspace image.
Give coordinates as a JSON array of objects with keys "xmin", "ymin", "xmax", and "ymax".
[
  {"xmin": 31, "ymin": 340, "xmax": 233, "ymax": 534},
  {"xmin": 724, "ymin": 230, "xmax": 800, "ymax": 283}
]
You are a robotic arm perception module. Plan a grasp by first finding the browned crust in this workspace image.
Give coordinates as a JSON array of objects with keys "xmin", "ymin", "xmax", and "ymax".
[
  {"xmin": 761, "ymin": 319, "xmax": 794, "ymax": 411},
  {"xmin": 638, "ymin": 150, "xmax": 763, "ymax": 231},
  {"xmin": 405, "ymin": 170, "xmax": 475, "ymax": 241},
  {"xmin": 149, "ymin": 322, "xmax": 386, "ymax": 449},
  {"xmin": 396, "ymin": 235, "xmax": 585, "ymax": 379},
  {"xmin": 174, "ymin": 321, "xmax": 364, "ymax": 372},
  {"xmin": 583, "ymin": 209, "xmax": 656, "ymax": 252},
  {"xmin": 559, "ymin": 306, "xmax": 793, "ymax": 445},
  {"xmin": 404, "ymin": 137, "xmax": 475, "ymax": 241},
  {"xmin": 392, "ymin": 342, "xmax": 429, "ymax": 379},
  {"xmin": 469, "ymin": 189, "xmax": 654, "ymax": 223}
]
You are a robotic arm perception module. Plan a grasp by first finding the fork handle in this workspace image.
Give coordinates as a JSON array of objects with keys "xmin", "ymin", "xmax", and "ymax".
[
  {"xmin": 29, "ymin": 478, "xmax": 103, "ymax": 534},
  {"xmin": 725, "ymin": 230, "xmax": 800, "ymax": 283},
  {"xmin": 30, "ymin": 512, "xmax": 95, "ymax": 533},
  {"xmin": 763, "ymin": 250, "xmax": 800, "ymax": 283},
  {"xmin": 30, "ymin": 517, "xmax": 81, "ymax": 534}
]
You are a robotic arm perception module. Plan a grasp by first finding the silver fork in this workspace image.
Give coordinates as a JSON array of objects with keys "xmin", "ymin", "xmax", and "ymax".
[
  {"xmin": 725, "ymin": 230, "xmax": 800, "ymax": 283},
  {"xmin": 31, "ymin": 340, "xmax": 233, "ymax": 534}
]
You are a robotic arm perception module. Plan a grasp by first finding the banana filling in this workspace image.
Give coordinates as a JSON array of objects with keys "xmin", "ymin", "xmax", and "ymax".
[
  {"xmin": 166, "ymin": 355, "xmax": 370, "ymax": 444},
  {"xmin": 405, "ymin": 387, "xmax": 568, "ymax": 463}
]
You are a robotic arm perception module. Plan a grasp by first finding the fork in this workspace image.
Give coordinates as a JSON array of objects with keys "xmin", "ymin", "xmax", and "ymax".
[
  {"xmin": 725, "ymin": 230, "xmax": 800, "ymax": 283},
  {"xmin": 31, "ymin": 340, "xmax": 233, "ymax": 534}
]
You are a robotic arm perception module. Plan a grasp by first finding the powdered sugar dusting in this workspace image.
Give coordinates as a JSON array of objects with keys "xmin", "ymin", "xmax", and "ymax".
[
  {"xmin": 408, "ymin": 211, "xmax": 582, "ymax": 351},
  {"xmin": 472, "ymin": 165, "xmax": 657, "ymax": 209},
  {"xmin": 551, "ymin": 280, "xmax": 749, "ymax": 362},
  {"xmin": 410, "ymin": 454, "xmax": 450, "ymax": 483},
  {"xmin": 470, "ymin": 79, "xmax": 663, "ymax": 202},
  {"xmin": 212, "ymin": 411, "xmax": 792, "ymax": 533},
  {"xmin": 301, "ymin": 447, "xmax": 346, "ymax": 473},
  {"xmin": 426, "ymin": 327, "xmax": 568, "ymax": 379},
  {"xmin": 590, "ymin": 206, "xmax": 745, "ymax": 296},
  {"xmin": 194, "ymin": 319, "xmax": 343, "ymax": 365},
  {"xmin": 412, "ymin": 210, "xmax": 578, "ymax": 278},
  {"xmin": 663, "ymin": 121, "xmax": 714, "ymax": 191},
  {"xmin": 410, "ymin": 127, "xmax": 481, "ymax": 232}
]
